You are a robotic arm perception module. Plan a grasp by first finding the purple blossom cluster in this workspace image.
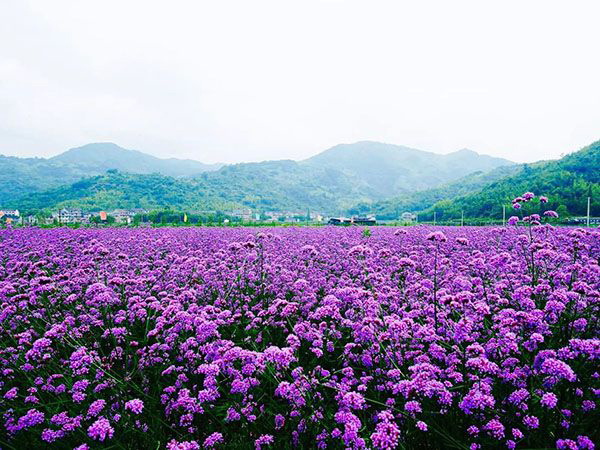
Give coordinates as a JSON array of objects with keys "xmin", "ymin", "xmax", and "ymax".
[{"xmin": 0, "ymin": 222, "xmax": 599, "ymax": 448}]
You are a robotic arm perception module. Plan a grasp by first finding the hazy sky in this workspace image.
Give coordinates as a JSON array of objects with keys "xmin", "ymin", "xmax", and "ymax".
[{"xmin": 1, "ymin": 0, "xmax": 598, "ymax": 164}]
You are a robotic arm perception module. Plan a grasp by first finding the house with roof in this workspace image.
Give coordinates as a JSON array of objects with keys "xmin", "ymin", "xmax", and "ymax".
[{"xmin": 401, "ymin": 212, "xmax": 417, "ymax": 222}]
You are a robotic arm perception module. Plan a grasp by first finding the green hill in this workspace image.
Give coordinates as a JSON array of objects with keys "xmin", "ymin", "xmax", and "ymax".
[
  {"xmin": 356, "ymin": 164, "xmax": 522, "ymax": 219},
  {"xmin": 10, "ymin": 162, "xmax": 373, "ymax": 214},
  {"xmin": 302, "ymin": 141, "xmax": 513, "ymax": 198},
  {"xmin": 9, "ymin": 141, "xmax": 599, "ymax": 218},
  {"xmin": 3, "ymin": 141, "xmax": 515, "ymax": 214},
  {"xmin": 394, "ymin": 141, "xmax": 600, "ymax": 221},
  {"xmin": 0, "ymin": 143, "xmax": 221, "ymax": 204}
]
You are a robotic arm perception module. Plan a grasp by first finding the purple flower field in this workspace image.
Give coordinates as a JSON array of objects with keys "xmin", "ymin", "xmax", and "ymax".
[{"xmin": 1, "ymin": 224, "xmax": 599, "ymax": 449}]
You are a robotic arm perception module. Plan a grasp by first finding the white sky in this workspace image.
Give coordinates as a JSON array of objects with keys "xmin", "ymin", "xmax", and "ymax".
[{"xmin": 0, "ymin": 0, "xmax": 598, "ymax": 164}]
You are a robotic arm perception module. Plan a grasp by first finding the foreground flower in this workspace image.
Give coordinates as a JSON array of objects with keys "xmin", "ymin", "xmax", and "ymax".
[
  {"xmin": 124, "ymin": 398, "xmax": 144, "ymax": 415},
  {"xmin": 0, "ymin": 225, "xmax": 597, "ymax": 449},
  {"xmin": 203, "ymin": 432, "xmax": 224, "ymax": 448},
  {"xmin": 371, "ymin": 419, "xmax": 401, "ymax": 449},
  {"xmin": 508, "ymin": 216, "xmax": 519, "ymax": 225},
  {"xmin": 426, "ymin": 231, "xmax": 447, "ymax": 242},
  {"xmin": 87, "ymin": 417, "xmax": 114, "ymax": 441}
]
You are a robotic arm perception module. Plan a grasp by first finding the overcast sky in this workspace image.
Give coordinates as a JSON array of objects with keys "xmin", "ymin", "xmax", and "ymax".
[{"xmin": 0, "ymin": 0, "xmax": 598, "ymax": 164}]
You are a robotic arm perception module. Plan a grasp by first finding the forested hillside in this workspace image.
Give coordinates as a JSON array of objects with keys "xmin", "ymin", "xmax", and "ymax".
[
  {"xmin": 418, "ymin": 141, "xmax": 600, "ymax": 220},
  {"xmin": 303, "ymin": 141, "xmax": 513, "ymax": 197},
  {"xmin": 355, "ymin": 165, "xmax": 522, "ymax": 219},
  {"xmin": 10, "ymin": 164, "xmax": 373, "ymax": 213},
  {"xmin": 0, "ymin": 143, "xmax": 220, "ymax": 203}
]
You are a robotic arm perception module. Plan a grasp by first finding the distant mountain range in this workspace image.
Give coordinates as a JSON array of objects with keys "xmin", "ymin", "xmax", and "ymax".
[
  {"xmin": 4, "ymin": 139, "xmax": 598, "ymax": 219},
  {"xmin": 2, "ymin": 141, "xmax": 515, "ymax": 213},
  {"xmin": 303, "ymin": 141, "xmax": 513, "ymax": 198},
  {"xmin": 413, "ymin": 140, "xmax": 600, "ymax": 220},
  {"xmin": 51, "ymin": 143, "xmax": 223, "ymax": 176},
  {"xmin": 0, "ymin": 143, "xmax": 221, "ymax": 204}
]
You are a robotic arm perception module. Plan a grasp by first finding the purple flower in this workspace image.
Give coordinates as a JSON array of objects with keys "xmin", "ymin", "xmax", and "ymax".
[
  {"xmin": 274, "ymin": 414, "xmax": 285, "ymax": 430},
  {"xmin": 4, "ymin": 387, "xmax": 18, "ymax": 399},
  {"xmin": 254, "ymin": 434, "xmax": 274, "ymax": 449},
  {"xmin": 167, "ymin": 440, "xmax": 200, "ymax": 450},
  {"xmin": 405, "ymin": 400, "xmax": 422, "ymax": 414},
  {"xmin": 17, "ymin": 409, "xmax": 45, "ymax": 429},
  {"xmin": 371, "ymin": 419, "xmax": 401, "ymax": 449},
  {"xmin": 556, "ymin": 439, "xmax": 577, "ymax": 449},
  {"xmin": 577, "ymin": 435, "xmax": 595, "ymax": 449},
  {"xmin": 540, "ymin": 358, "xmax": 577, "ymax": 383},
  {"xmin": 523, "ymin": 415, "xmax": 539, "ymax": 429},
  {"xmin": 541, "ymin": 392, "xmax": 558, "ymax": 409},
  {"xmin": 203, "ymin": 432, "xmax": 224, "ymax": 448},
  {"xmin": 483, "ymin": 419, "xmax": 505, "ymax": 440},
  {"xmin": 125, "ymin": 399, "xmax": 144, "ymax": 415},
  {"xmin": 87, "ymin": 417, "xmax": 114, "ymax": 441},
  {"xmin": 87, "ymin": 399, "xmax": 106, "ymax": 418},
  {"xmin": 426, "ymin": 231, "xmax": 447, "ymax": 242}
]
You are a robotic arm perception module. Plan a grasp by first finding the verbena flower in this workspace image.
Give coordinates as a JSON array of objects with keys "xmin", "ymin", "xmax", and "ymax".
[
  {"xmin": 125, "ymin": 399, "xmax": 144, "ymax": 415},
  {"xmin": 87, "ymin": 417, "xmax": 114, "ymax": 441}
]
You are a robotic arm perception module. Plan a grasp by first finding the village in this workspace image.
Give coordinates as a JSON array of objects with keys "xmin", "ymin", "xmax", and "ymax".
[{"xmin": 0, "ymin": 207, "xmax": 385, "ymax": 226}]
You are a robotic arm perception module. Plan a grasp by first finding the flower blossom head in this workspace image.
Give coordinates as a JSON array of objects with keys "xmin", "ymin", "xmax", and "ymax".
[
  {"xmin": 508, "ymin": 216, "xmax": 519, "ymax": 226},
  {"xmin": 371, "ymin": 419, "xmax": 401, "ymax": 449},
  {"xmin": 426, "ymin": 231, "xmax": 447, "ymax": 242},
  {"xmin": 522, "ymin": 192, "xmax": 535, "ymax": 201},
  {"xmin": 416, "ymin": 421, "xmax": 428, "ymax": 431},
  {"xmin": 203, "ymin": 432, "xmax": 224, "ymax": 448},
  {"xmin": 125, "ymin": 399, "xmax": 144, "ymax": 415},
  {"xmin": 541, "ymin": 392, "xmax": 558, "ymax": 409},
  {"xmin": 87, "ymin": 417, "xmax": 114, "ymax": 441},
  {"xmin": 254, "ymin": 434, "xmax": 274, "ymax": 449}
]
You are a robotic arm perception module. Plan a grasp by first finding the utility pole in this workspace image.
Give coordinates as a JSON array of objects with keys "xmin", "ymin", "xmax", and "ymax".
[
  {"xmin": 587, "ymin": 197, "xmax": 591, "ymax": 227},
  {"xmin": 503, "ymin": 205, "xmax": 506, "ymax": 226},
  {"xmin": 461, "ymin": 210, "xmax": 464, "ymax": 227}
]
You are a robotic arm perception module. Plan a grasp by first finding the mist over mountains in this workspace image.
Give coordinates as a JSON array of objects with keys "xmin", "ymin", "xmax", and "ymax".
[
  {"xmin": 2, "ymin": 139, "xmax": 599, "ymax": 219},
  {"xmin": 1, "ymin": 141, "xmax": 515, "ymax": 213}
]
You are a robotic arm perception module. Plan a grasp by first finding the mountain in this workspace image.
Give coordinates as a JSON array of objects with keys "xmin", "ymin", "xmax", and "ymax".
[
  {"xmin": 50, "ymin": 143, "xmax": 222, "ymax": 176},
  {"xmin": 7, "ymin": 139, "xmax": 599, "ymax": 217},
  {"xmin": 0, "ymin": 143, "xmax": 221, "ymax": 203},
  {"xmin": 356, "ymin": 164, "xmax": 523, "ymax": 219},
  {"xmin": 302, "ymin": 141, "xmax": 513, "ymax": 197},
  {"xmin": 11, "ymin": 162, "xmax": 374, "ymax": 213},
  {"xmin": 370, "ymin": 140, "xmax": 600, "ymax": 221},
  {"xmin": 1, "ymin": 141, "xmax": 513, "ymax": 211}
]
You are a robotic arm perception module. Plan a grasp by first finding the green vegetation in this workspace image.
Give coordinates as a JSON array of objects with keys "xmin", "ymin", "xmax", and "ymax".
[
  {"xmin": 2, "ymin": 141, "xmax": 514, "ymax": 214},
  {"xmin": 355, "ymin": 165, "xmax": 522, "ymax": 219},
  {"xmin": 303, "ymin": 141, "xmax": 513, "ymax": 198},
  {"xmin": 9, "ymin": 165, "xmax": 371, "ymax": 214},
  {"xmin": 3, "ymin": 140, "xmax": 599, "ymax": 220},
  {"xmin": 391, "ymin": 141, "xmax": 599, "ymax": 221},
  {"xmin": 0, "ymin": 143, "xmax": 220, "ymax": 203}
]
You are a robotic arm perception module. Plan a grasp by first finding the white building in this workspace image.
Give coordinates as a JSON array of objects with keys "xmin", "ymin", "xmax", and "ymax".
[
  {"xmin": 56, "ymin": 208, "xmax": 83, "ymax": 224},
  {"xmin": 401, "ymin": 212, "xmax": 417, "ymax": 222},
  {"xmin": 0, "ymin": 209, "xmax": 20, "ymax": 218}
]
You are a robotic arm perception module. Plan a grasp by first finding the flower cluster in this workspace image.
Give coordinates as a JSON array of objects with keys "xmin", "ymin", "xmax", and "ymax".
[{"xmin": 0, "ymin": 223, "xmax": 598, "ymax": 448}]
